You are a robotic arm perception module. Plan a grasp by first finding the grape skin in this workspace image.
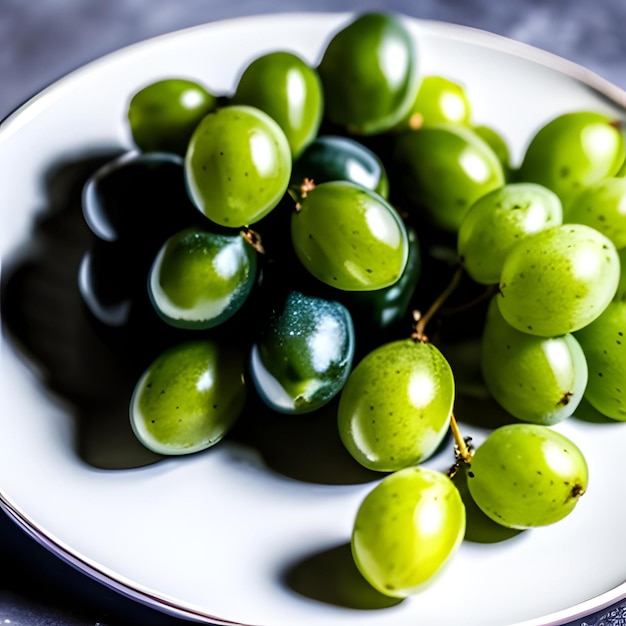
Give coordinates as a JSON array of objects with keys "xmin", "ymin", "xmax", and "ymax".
[{"xmin": 352, "ymin": 467, "xmax": 465, "ymax": 597}]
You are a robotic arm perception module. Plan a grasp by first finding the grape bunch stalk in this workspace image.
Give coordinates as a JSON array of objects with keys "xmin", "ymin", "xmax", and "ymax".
[{"xmin": 77, "ymin": 11, "xmax": 625, "ymax": 600}]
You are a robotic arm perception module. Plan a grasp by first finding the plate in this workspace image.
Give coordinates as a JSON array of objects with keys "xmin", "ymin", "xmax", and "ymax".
[{"xmin": 1, "ymin": 12, "xmax": 625, "ymax": 626}]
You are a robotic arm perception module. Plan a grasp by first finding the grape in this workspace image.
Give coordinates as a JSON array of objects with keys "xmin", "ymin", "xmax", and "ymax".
[
  {"xmin": 467, "ymin": 423, "xmax": 588, "ymax": 528},
  {"xmin": 351, "ymin": 467, "xmax": 465, "ymax": 597},
  {"xmin": 393, "ymin": 123, "xmax": 505, "ymax": 231},
  {"xmin": 616, "ymin": 247, "xmax": 626, "ymax": 302},
  {"xmin": 516, "ymin": 111, "xmax": 625, "ymax": 210},
  {"xmin": 148, "ymin": 227, "xmax": 258, "ymax": 329},
  {"xmin": 185, "ymin": 105, "xmax": 292, "ymax": 227},
  {"xmin": 473, "ymin": 125, "xmax": 512, "ymax": 177},
  {"xmin": 127, "ymin": 78, "xmax": 217, "ymax": 155},
  {"xmin": 396, "ymin": 75, "xmax": 472, "ymax": 131},
  {"xmin": 497, "ymin": 223, "xmax": 620, "ymax": 336},
  {"xmin": 130, "ymin": 340, "xmax": 247, "ymax": 455},
  {"xmin": 232, "ymin": 51, "xmax": 323, "ymax": 157},
  {"xmin": 575, "ymin": 300, "xmax": 626, "ymax": 421},
  {"xmin": 250, "ymin": 291, "xmax": 354, "ymax": 414},
  {"xmin": 565, "ymin": 177, "xmax": 626, "ymax": 249},
  {"xmin": 481, "ymin": 298, "xmax": 588, "ymax": 425},
  {"xmin": 291, "ymin": 181, "xmax": 409, "ymax": 291},
  {"xmin": 291, "ymin": 135, "xmax": 389, "ymax": 199},
  {"xmin": 337, "ymin": 339, "xmax": 454, "ymax": 472},
  {"xmin": 317, "ymin": 12, "xmax": 419, "ymax": 134},
  {"xmin": 458, "ymin": 182, "xmax": 563, "ymax": 284}
]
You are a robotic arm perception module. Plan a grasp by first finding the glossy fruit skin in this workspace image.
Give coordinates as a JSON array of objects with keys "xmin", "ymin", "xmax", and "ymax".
[
  {"xmin": 396, "ymin": 75, "xmax": 472, "ymax": 130},
  {"xmin": 185, "ymin": 105, "xmax": 292, "ymax": 227},
  {"xmin": 481, "ymin": 298, "xmax": 588, "ymax": 425},
  {"xmin": 473, "ymin": 124, "xmax": 512, "ymax": 177},
  {"xmin": 352, "ymin": 467, "xmax": 465, "ymax": 598},
  {"xmin": 317, "ymin": 12, "xmax": 420, "ymax": 134},
  {"xmin": 128, "ymin": 79, "xmax": 217, "ymax": 155},
  {"xmin": 565, "ymin": 177, "xmax": 626, "ymax": 249},
  {"xmin": 250, "ymin": 291, "xmax": 355, "ymax": 414},
  {"xmin": 337, "ymin": 339, "xmax": 454, "ymax": 472},
  {"xmin": 516, "ymin": 111, "xmax": 625, "ymax": 210},
  {"xmin": 575, "ymin": 300, "xmax": 626, "ymax": 421},
  {"xmin": 291, "ymin": 135, "xmax": 389, "ymax": 199},
  {"xmin": 497, "ymin": 223, "xmax": 620, "ymax": 336},
  {"xmin": 458, "ymin": 182, "xmax": 563, "ymax": 285},
  {"xmin": 291, "ymin": 181, "xmax": 409, "ymax": 291},
  {"xmin": 148, "ymin": 227, "xmax": 258, "ymax": 329},
  {"xmin": 130, "ymin": 340, "xmax": 247, "ymax": 455},
  {"xmin": 393, "ymin": 124, "xmax": 505, "ymax": 231},
  {"xmin": 467, "ymin": 424, "xmax": 589, "ymax": 529},
  {"xmin": 232, "ymin": 51, "xmax": 323, "ymax": 157}
]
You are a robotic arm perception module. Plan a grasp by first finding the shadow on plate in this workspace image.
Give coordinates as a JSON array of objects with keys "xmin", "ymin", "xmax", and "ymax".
[{"xmin": 282, "ymin": 541, "xmax": 403, "ymax": 610}]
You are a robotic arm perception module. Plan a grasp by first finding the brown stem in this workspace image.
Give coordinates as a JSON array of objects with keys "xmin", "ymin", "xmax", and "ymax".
[
  {"xmin": 412, "ymin": 266, "xmax": 464, "ymax": 342},
  {"xmin": 240, "ymin": 228, "xmax": 265, "ymax": 254}
]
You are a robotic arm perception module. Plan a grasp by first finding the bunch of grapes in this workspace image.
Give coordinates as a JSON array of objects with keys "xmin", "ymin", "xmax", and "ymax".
[{"xmin": 78, "ymin": 12, "xmax": 625, "ymax": 599}]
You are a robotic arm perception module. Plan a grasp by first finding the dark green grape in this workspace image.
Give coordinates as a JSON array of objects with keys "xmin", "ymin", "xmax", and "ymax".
[
  {"xmin": 516, "ymin": 111, "xmax": 625, "ymax": 210},
  {"xmin": 128, "ymin": 78, "xmax": 217, "ymax": 155},
  {"xmin": 565, "ymin": 177, "xmax": 626, "ymax": 249},
  {"xmin": 185, "ymin": 105, "xmax": 292, "ymax": 227},
  {"xmin": 317, "ymin": 12, "xmax": 419, "ymax": 134},
  {"xmin": 395, "ymin": 75, "xmax": 472, "ymax": 131},
  {"xmin": 232, "ymin": 51, "xmax": 323, "ymax": 157},
  {"xmin": 352, "ymin": 467, "xmax": 465, "ymax": 597},
  {"xmin": 393, "ymin": 123, "xmax": 505, "ymax": 231},
  {"xmin": 148, "ymin": 227, "xmax": 258, "ymax": 329},
  {"xmin": 575, "ymin": 300, "xmax": 626, "ymax": 421},
  {"xmin": 337, "ymin": 339, "xmax": 454, "ymax": 472},
  {"xmin": 481, "ymin": 298, "xmax": 588, "ymax": 425},
  {"xmin": 82, "ymin": 151, "xmax": 198, "ymax": 246},
  {"xmin": 458, "ymin": 182, "xmax": 563, "ymax": 284},
  {"xmin": 616, "ymin": 247, "xmax": 626, "ymax": 301},
  {"xmin": 497, "ymin": 223, "xmax": 620, "ymax": 336},
  {"xmin": 291, "ymin": 135, "xmax": 389, "ymax": 199},
  {"xmin": 291, "ymin": 181, "xmax": 409, "ymax": 291},
  {"xmin": 130, "ymin": 340, "xmax": 247, "ymax": 455},
  {"xmin": 250, "ymin": 291, "xmax": 355, "ymax": 414},
  {"xmin": 467, "ymin": 424, "xmax": 588, "ymax": 528}
]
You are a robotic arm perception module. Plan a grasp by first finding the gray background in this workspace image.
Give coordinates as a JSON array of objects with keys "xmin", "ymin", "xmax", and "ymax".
[{"xmin": 1, "ymin": 1, "xmax": 626, "ymax": 625}]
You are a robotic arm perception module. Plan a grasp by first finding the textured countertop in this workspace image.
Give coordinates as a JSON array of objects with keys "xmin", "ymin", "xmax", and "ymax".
[{"xmin": 1, "ymin": 1, "xmax": 626, "ymax": 625}]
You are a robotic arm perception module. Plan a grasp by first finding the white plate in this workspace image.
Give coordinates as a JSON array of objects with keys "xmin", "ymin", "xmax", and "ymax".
[{"xmin": 1, "ymin": 12, "xmax": 625, "ymax": 626}]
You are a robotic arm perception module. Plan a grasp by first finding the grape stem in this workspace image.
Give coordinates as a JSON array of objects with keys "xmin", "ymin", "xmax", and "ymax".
[
  {"xmin": 412, "ymin": 266, "xmax": 464, "ymax": 342},
  {"xmin": 449, "ymin": 413, "xmax": 473, "ymax": 465},
  {"xmin": 241, "ymin": 227, "xmax": 266, "ymax": 254}
]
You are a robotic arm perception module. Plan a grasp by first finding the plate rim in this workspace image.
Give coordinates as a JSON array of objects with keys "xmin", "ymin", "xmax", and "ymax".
[{"xmin": 1, "ymin": 11, "xmax": 625, "ymax": 626}]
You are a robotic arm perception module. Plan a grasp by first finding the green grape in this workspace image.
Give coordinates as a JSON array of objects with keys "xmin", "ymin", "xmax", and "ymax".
[
  {"xmin": 396, "ymin": 75, "xmax": 472, "ymax": 131},
  {"xmin": 393, "ymin": 123, "xmax": 505, "ymax": 231},
  {"xmin": 467, "ymin": 423, "xmax": 588, "ymax": 528},
  {"xmin": 130, "ymin": 340, "xmax": 247, "ymax": 455},
  {"xmin": 473, "ymin": 125, "xmax": 512, "ymax": 178},
  {"xmin": 250, "ymin": 291, "xmax": 354, "ymax": 415},
  {"xmin": 458, "ymin": 182, "xmax": 563, "ymax": 284},
  {"xmin": 148, "ymin": 227, "xmax": 257, "ymax": 329},
  {"xmin": 232, "ymin": 51, "xmax": 323, "ymax": 157},
  {"xmin": 185, "ymin": 104, "xmax": 292, "ymax": 227},
  {"xmin": 352, "ymin": 467, "xmax": 465, "ymax": 598},
  {"xmin": 317, "ymin": 12, "xmax": 420, "ymax": 134},
  {"xmin": 337, "ymin": 339, "xmax": 454, "ymax": 472},
  {"xmin": 516, "ymin": 111, "xmax": 625, "ymax": 210},
  {"xmin": 616, "ymin": 247, "xmax": 626, "ymax": 301},
  {"xmin": 291, "ymin": 135, "xmax": 389, "ymax": 199},
  {"xmin": 575, "ymin": 300, "xmax": 626, "ymax": 421},
  {"xmin": 498, "ymin": 223, "xmax": 620, "ymax": 336},
  {"xmin": 291, "ymin": 180, "xmax": 409, "ymax": 291},
  {"xmin": 565, "ymin": 177, "xmax": 626, "ymax": 249},
  {"xmin": 128, "ymin": 79, "xmax": 217, "ymax": 155},
  {"xmin": 481, "ymin": 298, "xmax": 588, "ymax": 425}
]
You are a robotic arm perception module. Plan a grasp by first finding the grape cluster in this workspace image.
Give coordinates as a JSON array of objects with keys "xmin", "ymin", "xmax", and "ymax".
[{"xmin": 78, "ymin": 12, "xmax": 625, "ymax": 600}]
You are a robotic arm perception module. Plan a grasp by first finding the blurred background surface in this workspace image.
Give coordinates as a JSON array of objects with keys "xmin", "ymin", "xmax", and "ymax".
[{"xmin": 1, "ymin": 1, "xmax": 625, "ymax": 625}]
